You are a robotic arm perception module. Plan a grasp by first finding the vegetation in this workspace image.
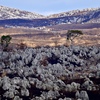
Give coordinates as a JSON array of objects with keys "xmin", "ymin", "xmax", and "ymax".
[
  {"xmin": 66, "ymin": 30, "xmax": 83, "ymax": 46},
  {"xmin": 0, "ymin": 35, "xmax": 12, "ymax": 51}
]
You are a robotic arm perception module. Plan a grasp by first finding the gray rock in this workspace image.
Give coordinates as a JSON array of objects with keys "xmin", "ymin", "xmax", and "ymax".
[
  {"xmin": 2, "ymin": 76, "xmax": 11, "ymax": 90},
  {"xmin": 82, "ymin": 80, "xmax": 93, "ymax": 90},
  {"xmin": 41, "ymin": 90, "xmax": 60, "ymax": 100},
  {"xmin": 96, "ymin": 71, "xmax": 100, "ymax": 78},
  {"xmin": 21, "ymin": 88, "xmax": 29, "ymax": 96},
  {"xmin": 14, "ymin": 96, "xmax": 22, "ymax": 100},
  {"xmin": 11, "ymin": 77, "xmax": 21, "ymax": 85},
  {"xmin": 19, "ymin": 77, "xmax": 30, "ymax": 88},
  {"xmin": 75, "ymin": 91, "xmax": 80, "ymax": 99},
  {"xmin": 97, "ymin": 63, "xmax": 100, "ymax": 70},
  {"xmin": 2, "ymin": 82, "xmax": 11, "ymax": 90},
  {"xmin": 80, "ymin": 91, "xmax": 89, "ymax": 100},
  {"xmin": 3, "ymin": 91, "xmax": 14, "ymax": 98}
]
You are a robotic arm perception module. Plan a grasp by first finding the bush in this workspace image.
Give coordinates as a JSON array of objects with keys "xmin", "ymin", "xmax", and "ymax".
[{"xmin": 0, "ymin": 35, "xmax": 12, "ymax": 51}]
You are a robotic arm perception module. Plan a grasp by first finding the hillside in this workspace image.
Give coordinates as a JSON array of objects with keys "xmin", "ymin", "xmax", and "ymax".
[
  {"xmin": 0, "ymin": 6, "xmax": 44, "ymax": 20},
  {"xmin": 0, "ymin": 6, "xmax": 100, "ymax": 27}
]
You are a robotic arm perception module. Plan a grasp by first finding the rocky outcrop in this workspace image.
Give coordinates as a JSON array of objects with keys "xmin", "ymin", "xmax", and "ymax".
[{"xmin": 0, "ymin": 45, "xmax": 100, "ymax": 100}]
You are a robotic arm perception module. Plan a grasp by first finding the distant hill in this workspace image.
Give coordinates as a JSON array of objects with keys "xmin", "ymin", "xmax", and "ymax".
[
  {"xmin": 0, "ymin": 6, "xmax": 100, "ymax": 28},
  {"xmin": 47, "ymin": 8, "xmax": 100, "ymax": 24},
  {"xmin": 0, "ymin": 6, "xmax": 44, "ymax": 20}
]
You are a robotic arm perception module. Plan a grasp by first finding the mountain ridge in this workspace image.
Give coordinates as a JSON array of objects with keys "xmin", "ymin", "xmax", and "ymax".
[
  {"xmin": 0, "ymin": 5, "xmax": 44, "ymax": 20},
  {"xmin": 0, "ymin": 5, "xmax": 100, "ymax": 27},
  {"xmin": 47, "ymin": 8, "xmax": 100, "ymax": 18}
]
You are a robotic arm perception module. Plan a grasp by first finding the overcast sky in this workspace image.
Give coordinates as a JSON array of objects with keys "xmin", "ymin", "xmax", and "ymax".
[{"xmin": 0, "ymin": 0, "xmax": 100, "ymax": 15}]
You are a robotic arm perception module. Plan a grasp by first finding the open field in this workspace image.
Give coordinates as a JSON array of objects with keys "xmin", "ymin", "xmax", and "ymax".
[{"xmin": 0, "ymin": 27, "xmax": 100, "ymax": 47}]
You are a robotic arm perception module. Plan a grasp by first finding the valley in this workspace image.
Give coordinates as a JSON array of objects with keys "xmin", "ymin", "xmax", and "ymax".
[{"xmin": 0, "ymin": 5, "xmax": 100, "ymax": 100}]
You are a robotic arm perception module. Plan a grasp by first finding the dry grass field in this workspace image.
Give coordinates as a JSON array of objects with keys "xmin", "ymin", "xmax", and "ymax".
[{"xmin": 0, "ymin": 27, "xmax": 100, "ymax": 47}]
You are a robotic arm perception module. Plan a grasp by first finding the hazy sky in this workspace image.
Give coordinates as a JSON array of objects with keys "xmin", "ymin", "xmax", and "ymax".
[{"xmin": 0, "ymin": 0, "xmax": 100, "ymax": 15}]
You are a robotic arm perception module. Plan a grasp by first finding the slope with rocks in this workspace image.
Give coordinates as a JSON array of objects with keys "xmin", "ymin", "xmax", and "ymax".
[
  {"xmin": 0, "ymin": 6, "xmax": 100, "ymax": 27},
  {"xmin": 47, "ymin": 8, "xmax": 100, "ymax": 24},
  {"xmin": 0, "ymin": 46, "xmax": 100, "ymax": 100},
  {"xmin": 0, "ymin": 5, "xmax": 44, "ymax": 20}
]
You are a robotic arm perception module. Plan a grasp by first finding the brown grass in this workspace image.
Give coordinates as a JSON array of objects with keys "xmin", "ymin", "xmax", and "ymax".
[{"xmin": 0, "ymin": 27, "xmax": 100, "ymax": 47}]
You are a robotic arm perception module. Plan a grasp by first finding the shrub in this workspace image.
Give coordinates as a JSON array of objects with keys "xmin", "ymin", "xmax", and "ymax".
[{"xmin": 0, "ymin": 35, "xmax": 12, "ymax": 51}]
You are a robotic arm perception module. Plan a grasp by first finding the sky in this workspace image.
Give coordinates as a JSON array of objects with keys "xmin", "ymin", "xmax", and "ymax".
[{"xmin": 0, "ymin": 0, "xmax": 100, "ymax": 15}]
